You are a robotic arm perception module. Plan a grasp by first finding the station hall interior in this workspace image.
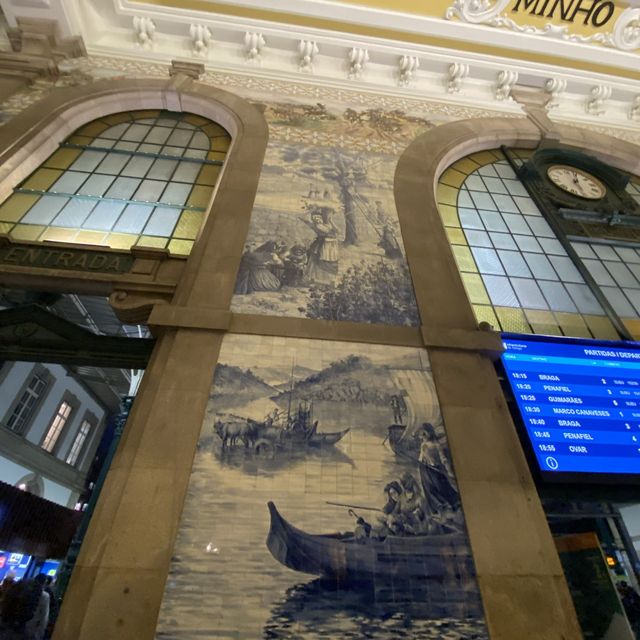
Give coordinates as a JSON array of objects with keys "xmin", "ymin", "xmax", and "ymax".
[{"xmin": 0, "ymin": 0, "xmax": 639, "ymax": 638}]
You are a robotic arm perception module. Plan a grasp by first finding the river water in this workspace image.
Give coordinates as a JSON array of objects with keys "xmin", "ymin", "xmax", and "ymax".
[{"xmin": 156, "ymin": 399, "xmax": 488, "ymax": 640}]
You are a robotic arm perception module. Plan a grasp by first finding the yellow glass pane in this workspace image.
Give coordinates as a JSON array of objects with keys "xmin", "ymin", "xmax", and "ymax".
[
  {"xmin": 173, "ymin": 211, "xmax": 201, "ymax": 240},
  {"xmin": 102, "ymin": 113, "xmax": 132, "ymax": 125},
  {"xmin": 105, "ymin": 232, "xmax": 137, "ymax": 250},
  {"xmin": 473, "ymin": 305, "xmax": 499, "ymax": 330},
  {"xmin": 187, "ymin": 185, "xmax": 212, "ymax": 209},
  {"xmin": 202, "ymin": 123, "xmax": 228, "ymax": 137},
  {"xmin": 136, "ymin": 236, "xmax": 168, "ymax": 249},
  {"xmin": 206, "ymin": 151, "xmax": 227, "ymax": 162},
  {"xmin": 76, "ymin": 122, "xmax": 109, "ymax": 137},
  {"xmin": 0, "ymin": 194, "xmax": 39, "ymax": 222},
  {"xmin": 75, "ymin": 230, "xmax": 108, "ymax": 245},
  {"xmin": 467, "ymin": 151, "xmax": 499, "ymax": 167},
  {"xmin": 184, "ymin": 114, "xmax": 210, "ymax": 126},
  {"xmin": 22, "ymin": 168, "xmax": 62, "ymax": 191},
  {"xmin": 622, "ymin": 319, "xmax": 640, "ymax": 341},
  {"xmin": 451, "ymin": 158, "xmax": 480, "ymax": 174},
  {"xmin": 41, "ymin": 227, "xmax": 78, "ymax": 243},
  {"xmin": 555, "ymin": 312, "xmax": 590, "ymax": 338},
  {"xmin": 436, "ymin": 183, "xmax": 458, "ymax": 207},
  {"xmin": 66, "ymin": 135, "xmax": 93, "ymax": 146},
  {"xmin": 439, "ymin": 168, "xmax": 467, "ymax": 189},
  {"xmin": 445, "ymin": 227, "xmax": 467, "ymax": 245},
  {"xmin": 495, "ymin": 307, "xmax": 530, "ymax": 333},
  {"xmin": 438, "ymin": 204, "xmax": 459, "ymax": 227},
  {"xmin": 210, "ymin": 137, "xmax": 231, "ymax": 152},
  {"xmin": 0, "ymin": 223, "xmax": 13, "ymax": 234},
  {"xmin": 462, "ymin": 273, "xmax": 490, "ymax": 304},
  {"xmin": 197, "ymin": 164, "xmax": 222, "ymax": 186},
  {"xmin": 11, "ymin": 224, "xmax": 44, "ymax": 241},
  {"xmin": 131, "ymin": 110, "xmax": 161, "ymax": 119},
  {"xmin": 524, "ymin": 309, "xmax": 561, "ymax": 336},
  {"xmin": 514, "ymin": 148, "xmax": 534, "ymax": 158},
  {"xmin": 167, "ymin": 239, "xmax": 194, "ymax": 255},
  {"xmin": 44, "ymin": 148, "xmax": 82, "ymax": 170},
  {"xmin": 453, "ymin": 246, "xmax": 478, "ymax": 273},
  {"xmin": 585, "ymin": 315, "xmax": 619, "ymax": 340}
]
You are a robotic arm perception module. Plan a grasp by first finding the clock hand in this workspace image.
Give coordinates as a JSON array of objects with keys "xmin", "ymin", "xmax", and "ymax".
[{"xmin": 572, "ymin": 172, "xmax": 586, "ymax": 195}]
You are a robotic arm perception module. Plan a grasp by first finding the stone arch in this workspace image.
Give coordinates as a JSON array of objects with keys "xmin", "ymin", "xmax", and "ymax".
[
  {"xmin": 15, "ymin": 472, "xmax": 44, "ymax": 497},
  {"xmin": 0, "ymin": 76, "xmax": 269, "ymax": 309},
  {"xmin": 394, "ymin": 117, "xmax": 640, "ymax": 336}
]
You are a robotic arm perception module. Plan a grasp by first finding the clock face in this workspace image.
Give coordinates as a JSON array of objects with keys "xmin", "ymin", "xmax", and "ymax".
[{"xmin": 546, "ymin": 165, "xmax": 607, "ymax": 200}]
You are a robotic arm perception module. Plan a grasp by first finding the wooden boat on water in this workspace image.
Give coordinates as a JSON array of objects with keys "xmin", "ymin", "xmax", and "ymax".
[
  {"xmin": 243, "ymin": 404, "xmax": 350, "ymax": 454},
  {"xmin": 387, "ymin": 422, "xmax": 418, "ymax": 457},
  {"xmin": 266, "ymin": 501, "xmax": 477, "ymax": 589},
  {"xmin": 307, "ymin": 427, "xmax": 350, "ymax": 447}
]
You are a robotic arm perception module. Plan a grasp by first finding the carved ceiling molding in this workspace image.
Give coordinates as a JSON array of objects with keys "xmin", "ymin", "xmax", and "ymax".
[
  {"xmin": 0, "ymin": 16, "xmax": 86, "ymax": 94},
  {"xmin": 1, "ymin": 0, "xmax": 638, "ymax": 127},
  {"xmin": 553, "ymin": 119, "xmax": 640, "ymax": 146},
  {"xmin": 445, "ymin": 0, "xmax": 640, "ymax": 52},
  {"xmin": 83, "ymin": 55, "xmax": 525, "ymax": 121}
]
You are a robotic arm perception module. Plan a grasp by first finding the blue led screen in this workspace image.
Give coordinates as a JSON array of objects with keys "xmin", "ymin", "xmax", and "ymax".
[{"xmin": 502, "ymin": 336, "xmax": 640, "ymax": 476}]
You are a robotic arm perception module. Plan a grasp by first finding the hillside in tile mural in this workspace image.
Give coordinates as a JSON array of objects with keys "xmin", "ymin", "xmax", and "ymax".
[
  {"xmin": 230, "ymin": 102, "xmax": 430, "ymax": 326},
  {"xmin": 156, "ymin": 334, "xmax": 488, "ymax": 640}
]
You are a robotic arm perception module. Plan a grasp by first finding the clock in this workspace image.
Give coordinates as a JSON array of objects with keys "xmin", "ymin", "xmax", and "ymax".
[
  {"xmin": 514, "ymin": 146, "xmax": 640, "ymax": 243},
  {"xmin": 546, "ymin": 165, "xmax": 607, "ymax": 201}
]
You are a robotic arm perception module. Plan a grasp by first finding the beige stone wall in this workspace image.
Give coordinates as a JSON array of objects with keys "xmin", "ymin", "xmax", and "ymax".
[{"xmin": 7, "ymin": 60, "xmax": 640, "ymax": 638}]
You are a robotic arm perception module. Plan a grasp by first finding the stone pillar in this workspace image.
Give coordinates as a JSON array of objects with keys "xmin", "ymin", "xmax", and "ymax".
[
  {"xmin": 52, "ymin": 329, "xmax": 224, "ymax": 638},
  {"xmin": 0, "ymin": 17, "xmax": 85, "ymax": 105},
  {"xmin": 429, "ymin": 347, "xmax": 582, "ymax": 639},
  {"xmin": 51, "ymin": 78, "xmax": 269, "ymax": 639},
  {"xmin": 395, "ymin": 118, "xmax": 584, "ymax": 639}
]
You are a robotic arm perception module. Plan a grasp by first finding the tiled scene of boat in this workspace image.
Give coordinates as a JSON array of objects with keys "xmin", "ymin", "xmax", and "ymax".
[{"xmin": 156, "ymin": 334, "xmax": 488, "ymax": 639}]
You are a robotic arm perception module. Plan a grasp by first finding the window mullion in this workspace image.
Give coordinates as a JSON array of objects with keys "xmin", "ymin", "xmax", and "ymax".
[
  {"xmin": 60, "ymin": 146, "xmax": 223, "ymax": 167},
  {"xmin": 501, "ymin": 146, "xmax": 631, "ymax": 340},
  {"xmin": 15, "ymin": 188, "xmax": 206, "ymax": 212}
]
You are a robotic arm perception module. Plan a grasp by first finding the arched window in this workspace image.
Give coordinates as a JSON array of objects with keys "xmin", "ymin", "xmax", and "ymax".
[
  {"xmin": 0, "ymin": 110, "xmax": 231, "ymax": 255},
  {"xmin": 15, "ymin": 472, "xmax": 44, "ymax": 497},
  {"xmin": 437, "ymin": 149, "xmax": 640, "ymax": 340}
]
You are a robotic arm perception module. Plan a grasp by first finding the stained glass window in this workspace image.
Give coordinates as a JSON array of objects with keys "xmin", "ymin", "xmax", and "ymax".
[
  {"xmin": 437, "ymin": 149, "xmax": 621, "ymax": 339},
  {"xmin": 626, "ymin": 177, "xmax": 640, "ymax": 208},
  {"xmin": 0, "ymin": 110, "xmax": 231, "ymax": 256},
  {"xmin": 573, "ymin": 239, "xmax": 640, "ymax": 339}
]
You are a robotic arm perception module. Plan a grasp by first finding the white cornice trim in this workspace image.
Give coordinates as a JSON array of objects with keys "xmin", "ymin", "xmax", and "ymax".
[
  {"xmin": 3, "ymin": 0, "xmax": 640, "ymax": 131},
  {"xmin": 121, "ymin": 0, "xmax": 640, "ymax": 71}
]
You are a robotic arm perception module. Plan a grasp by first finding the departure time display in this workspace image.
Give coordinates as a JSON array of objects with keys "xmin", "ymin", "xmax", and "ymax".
[{"xmin": 501, "ymin": 337, "xmax": 640, "ymax": 477}]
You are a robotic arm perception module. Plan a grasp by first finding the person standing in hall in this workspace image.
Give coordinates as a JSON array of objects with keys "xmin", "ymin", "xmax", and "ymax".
[
  {"xmin": 0, "ymin": 575, "xmax": 49, "ymax": 640},
  {"xmin": 40, "ymin": 577, "xmax": 57, "ymax": 640},
  {"xmin": 617, "ymin": 581, "xmax": 640, "ymax": 638}
]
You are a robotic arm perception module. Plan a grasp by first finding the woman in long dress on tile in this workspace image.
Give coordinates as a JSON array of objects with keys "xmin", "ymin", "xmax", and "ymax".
[
  {"xmin": 305, "ymin": 207, "xmax": 339, "ymax": 284},
  {"xmin": 235, "ymin": 241, "xmax": 285, "ymax": 294}
]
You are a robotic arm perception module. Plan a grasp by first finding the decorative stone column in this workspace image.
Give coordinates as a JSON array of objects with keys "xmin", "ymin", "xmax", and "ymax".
[
  {"xmin": 394, "ymin": 117, "xmax": 584, "ymax": 639},
  {"xmin": 41, "ymin": 77, "xmax": 270, "ymax": 639}
]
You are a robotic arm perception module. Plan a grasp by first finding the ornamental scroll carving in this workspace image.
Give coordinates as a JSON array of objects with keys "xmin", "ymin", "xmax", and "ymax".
[
  {"xmin": 445, "ymin": 0, "xmax": 640, "ymax": 52},
  {"xmin": 612, "ymin": 7, "xmax": 640, "ymax": 51},
  {"xmin": 445, "ymin": 0, "xmax": 512, "ymax": 24}
]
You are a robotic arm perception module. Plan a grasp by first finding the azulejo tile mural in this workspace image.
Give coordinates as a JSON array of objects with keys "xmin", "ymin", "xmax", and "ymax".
[
  {"xmin": 156, "ymin": 334, "xmax": 488, "ymax": 639},
  {"xmin": 230, "ymin": 103, "xmax": 430, "ymax": 327}
]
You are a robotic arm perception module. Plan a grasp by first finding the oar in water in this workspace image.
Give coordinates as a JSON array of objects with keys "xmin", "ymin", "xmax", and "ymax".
[{"xmin": 325, "ymin": 501, "xmax": 382, "ymax": 512}]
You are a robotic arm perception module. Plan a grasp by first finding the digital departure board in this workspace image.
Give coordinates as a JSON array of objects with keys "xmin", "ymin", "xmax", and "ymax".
[{"xmin": 501, "ymin": 336, "xmax": 640, "ymax": 480}]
